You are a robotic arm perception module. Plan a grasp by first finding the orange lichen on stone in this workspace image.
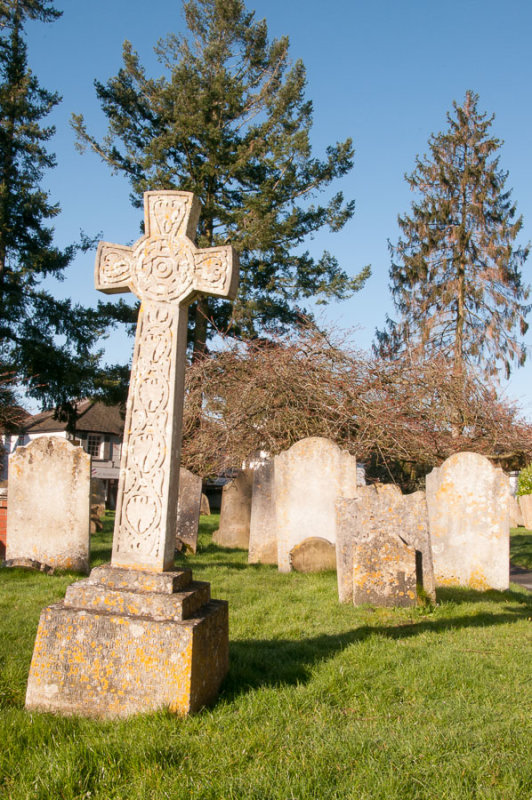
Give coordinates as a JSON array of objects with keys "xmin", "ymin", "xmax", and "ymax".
[{"xmin": 25, "ymin": 567, "xmax": 228, "ymax": 719}]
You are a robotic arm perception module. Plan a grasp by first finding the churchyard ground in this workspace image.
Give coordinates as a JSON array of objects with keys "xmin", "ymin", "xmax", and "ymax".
[{"xmin": 0, "ymin": 512, "xmax": 530, "ymax": 800}]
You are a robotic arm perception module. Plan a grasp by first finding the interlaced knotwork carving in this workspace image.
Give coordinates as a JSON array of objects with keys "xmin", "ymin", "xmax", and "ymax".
[{"xmin": 95, "ymin": 191, "xmax": 238, "ymax": 571}]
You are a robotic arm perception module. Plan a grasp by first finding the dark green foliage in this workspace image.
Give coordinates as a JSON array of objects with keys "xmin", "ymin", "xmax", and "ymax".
[
  {"xmin": 0, "ymin": 0, "xmax": 118, "ymax": 414},
  {"xmin": 516, "ymin": 463, "xmax": 532, "ymax": 496},
  {"xmin": 72, "ymin": 0, "xmax": 369, "ymax": 354},
  {"xmin": 378, "ymin": 91, "xmax": 530, "ymax": 379}
]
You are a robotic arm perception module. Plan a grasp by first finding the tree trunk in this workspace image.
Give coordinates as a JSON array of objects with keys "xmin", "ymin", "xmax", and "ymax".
[
  {"xmin": 450, "ymin": 259, "xmax": 466, "ymax": 439},
  {"xmin": 192, "ymin": 296, "xmax": 210, "ymax": 361}
]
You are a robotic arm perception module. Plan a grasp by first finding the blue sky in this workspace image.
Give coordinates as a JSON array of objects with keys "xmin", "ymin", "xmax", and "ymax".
[{"xmin": 23, "ymin": 0, "xmax": 532, "ymax": 416}]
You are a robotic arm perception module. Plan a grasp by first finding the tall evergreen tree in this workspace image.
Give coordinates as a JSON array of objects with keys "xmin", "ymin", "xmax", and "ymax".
[
  {"xmin": 377, "ymin": 91, "xmax": 530, "ymax": 380},
  {"xmin": 72, "ymin": 0, "xmax": 369, "ymax": 357},
  {"xmin": 0, "ymin": 0, "xmax": 114, "ymax": 413}
]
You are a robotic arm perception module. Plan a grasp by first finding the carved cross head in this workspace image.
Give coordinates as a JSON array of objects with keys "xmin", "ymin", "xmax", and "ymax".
[{"xmin": 95, "ymin": 190, "xmax": 239, "ymax": 306}]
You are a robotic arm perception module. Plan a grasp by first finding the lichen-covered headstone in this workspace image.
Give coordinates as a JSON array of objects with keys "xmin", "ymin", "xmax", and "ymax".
[
  {"xmin": 25, "ymin": 191, "xmax": 238, "ymax": 718},
  {"xmin": 353, "ymin": 529, "xmax": 417, "ymax": 607},
  {"xmin": 509, "ymin": 496, "xmax": 524, "ymax": 528},
  {"xmin": 336, "ymin": 485, "xmax": 434, "ymax": 606},
  {"xmin": 426, "ymin": 452, "xmax": 510, "ymax": 590},
  {"xmin": 275, "ymin": 437, "xmax": 357, "ymax": 573},
  {"xmin": 6, "ymin": 437, "xmax": 90, "ymax": 573},
  {"xmin": 248, "ymin": 461, "xmax": 277, "ymax": 564},
  {"xmin": 176, "ymin": 468, "xmax": 202, "ymax": 553},
  {"xmin": 213, "ymin": 470, "xmax": 253, "ymax": 549}
]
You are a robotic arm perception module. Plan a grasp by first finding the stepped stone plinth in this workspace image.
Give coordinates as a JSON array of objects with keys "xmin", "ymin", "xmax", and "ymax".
[{"xmin": 26, "ymin": 566, "xmax": 228, "ymax": 718}]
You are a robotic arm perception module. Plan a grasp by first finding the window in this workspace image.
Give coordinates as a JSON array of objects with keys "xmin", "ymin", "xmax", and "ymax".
[{"xmin": 87, "ymin": 434, "xmax": 102, "ymax": 458}]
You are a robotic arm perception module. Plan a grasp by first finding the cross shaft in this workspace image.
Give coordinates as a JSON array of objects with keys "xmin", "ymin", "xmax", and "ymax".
[{"xmin": 95, "ymin": 191, "xmax": 238, "ymax": 571}]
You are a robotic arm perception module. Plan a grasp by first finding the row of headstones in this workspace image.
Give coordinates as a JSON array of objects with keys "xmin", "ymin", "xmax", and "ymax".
[
  {"xmin": 4, "ymin": 436, "xmax": 210, "ymax": 573},
  {"xmin": 213, "ymin": 437, "xmax": 511, "ymax": 606}
]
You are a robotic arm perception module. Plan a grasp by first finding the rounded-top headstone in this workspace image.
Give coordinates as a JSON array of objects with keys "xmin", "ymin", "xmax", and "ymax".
[
  {"xmin": 274, "ymin": 436, "xmax": 357, "ymax": 573},
  {"xmin": 426, "ymin": 451, "xmax": 510, "ymax": 590}
]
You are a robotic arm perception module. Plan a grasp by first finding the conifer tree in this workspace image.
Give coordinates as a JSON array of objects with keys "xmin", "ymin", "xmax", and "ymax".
[
  {"xmin": 0, "ymin": 0, "xmax": 116, "ymax": 413},
  {"xmin": 72, "ymin": 0, "xmax": 369, "ymax": 356},
  {"xmin": 378, "ymin": 91, "xmax": 530, "ymax": 380}
]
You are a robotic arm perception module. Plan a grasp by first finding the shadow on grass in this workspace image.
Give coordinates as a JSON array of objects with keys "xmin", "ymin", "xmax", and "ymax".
[
  {"xmin": 435, "ymin": 585, "xmax": 529, "ymax": 604},
  {"xmin": 223, "ymin": 593, "xmax": 532, "ymax": 700},
  {"xmin": 174, "ymin": 541, "xmax": 252, "ymax": 571}
]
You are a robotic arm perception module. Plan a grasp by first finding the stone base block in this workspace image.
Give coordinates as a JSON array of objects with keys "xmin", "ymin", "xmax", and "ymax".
[{"xmin": 25, "ymin": 565, "xmax": 229, "ymax": 719}]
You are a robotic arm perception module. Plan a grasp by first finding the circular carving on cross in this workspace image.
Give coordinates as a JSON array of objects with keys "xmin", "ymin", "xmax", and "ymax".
[{"xmin": 132, "ymin": 236, "xmax": 195, "ymax": 304}]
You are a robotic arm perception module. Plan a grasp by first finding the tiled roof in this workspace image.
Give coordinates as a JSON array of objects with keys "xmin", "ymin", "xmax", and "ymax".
[{"xmin": 23, "ymin": 400, "xmax": 125, "ymax": 436}]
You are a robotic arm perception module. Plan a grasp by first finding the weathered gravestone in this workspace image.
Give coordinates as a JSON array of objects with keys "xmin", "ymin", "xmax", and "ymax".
[
  {"xmin": 336, "ymin": 485, "xmax": 435, "ymax": 606},
  {"xmin": 25, "ymin": 191, "xmax": 238, "ymax": 718},
  {"xmin": 353, "ymin": 528, "xmax": 417, "ymax": 607},
  {"xmin": 213, "ymin": 469, "xmax": 253, "ymax": 549},
  {"xmin": 6, "ymin": 437, "xmax": 90, "ymax": 573},
  {"xmin": 426, "ymin": 452, "xmax": 510, "ymax": 590},
  {"xmin": 200, "ymin": 493, "xmax": 211, "ymax": 516},
  {"xmin": 0, "ymin": 487, "xmax": 8, "ymax": 560},
  {"xmin": 509, "ymin": 496, "xmax": 524, "ymax": 528},
  {"xmin": 248, "ymin": 460, "xmax": 277, "ymax": 564},
  {"xmin": 176, "ymin": 468, "xmax": 202, "ymax": 553},
  {"xmin": 290, "ymin": 537, "xmax": 337, "ymax": 572},
  {"xmin": 518, "ymin": 494, "xmax": 532, "ymax": 529},
  {"xmin": 90, "ymin": 477, "xmax": 106, "ymax": 533},
  {"xmin": 275, "ymin": 437, "xmax": 358, "ymax": 573}
]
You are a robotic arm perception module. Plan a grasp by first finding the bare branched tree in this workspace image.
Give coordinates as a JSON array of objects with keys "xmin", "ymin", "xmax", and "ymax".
[{"xmin": 181, "ymin": 324, "xmax": 532, "ymax": 489}]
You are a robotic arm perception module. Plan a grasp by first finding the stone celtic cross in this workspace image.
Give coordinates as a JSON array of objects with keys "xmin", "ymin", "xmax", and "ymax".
[{"xmin": 95, "ymin": 191, "xmax": 239, "ymax": 572}]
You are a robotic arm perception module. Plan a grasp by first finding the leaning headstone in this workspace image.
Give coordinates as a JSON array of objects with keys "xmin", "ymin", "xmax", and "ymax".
[
  {"xmin": 90, "ymin": 478, "xmax": 106, "ymax": 534},
  {"xmin": 336, "ymin": 485, "xmax": 434, "ymax": 606},
  {"xmin": 248, "ymin": 461, "xmax": 277, "ymax": 564},
  {"xmin": 176, "ymin": 468, "xmax": 202, "ymax": 553},
  {"xmin": 90, "ymin": 478, "xmax": 106, "ymax": 516},
  {"xmin": 426, "ymin": 452, "xmax": 510, "ymax": 590},
  {"xmin": 0, "ymin": 487, "xmax": 7, "ymax": 560},
  {"xmin": 213, "ymin": 470, "xmax": 253, "ymax": 549},
  {"xmin": 518, "ymin": 494, "xmax": 532, "ymax": 529},
  {"xmin": 6, "ymin": 437, "xmax": 90, "ymax": 573},
  {"xmin": 275, "ymin": 437, "xmax": 358, "ymax": 573},
  {"xmin": 25, "ymin": 191, "xmax": 238, "ymax": 718},
  {"xmin": 200, "ymin": 493, "xmax": 211, "ymax": 516},
  {"xmin": 509, "ymin": 496, "xmax": 524, "ymax": 528}
]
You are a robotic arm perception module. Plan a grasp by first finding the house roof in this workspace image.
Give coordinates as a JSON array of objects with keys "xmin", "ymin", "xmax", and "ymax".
[{"xmin": 23, "ymin": 400, "xmax": 125, "ymax": 436}]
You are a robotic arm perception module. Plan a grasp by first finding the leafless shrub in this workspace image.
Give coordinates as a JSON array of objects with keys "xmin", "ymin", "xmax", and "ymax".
[{"xmin": 181, "ymin": 324, "xmax": 532, "ymax": 489}]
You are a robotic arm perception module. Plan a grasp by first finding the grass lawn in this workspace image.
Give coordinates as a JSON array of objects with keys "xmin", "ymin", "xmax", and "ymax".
[{"xmin": 0, "ymin": 513, "xmax": 530, "ymax": 800}]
